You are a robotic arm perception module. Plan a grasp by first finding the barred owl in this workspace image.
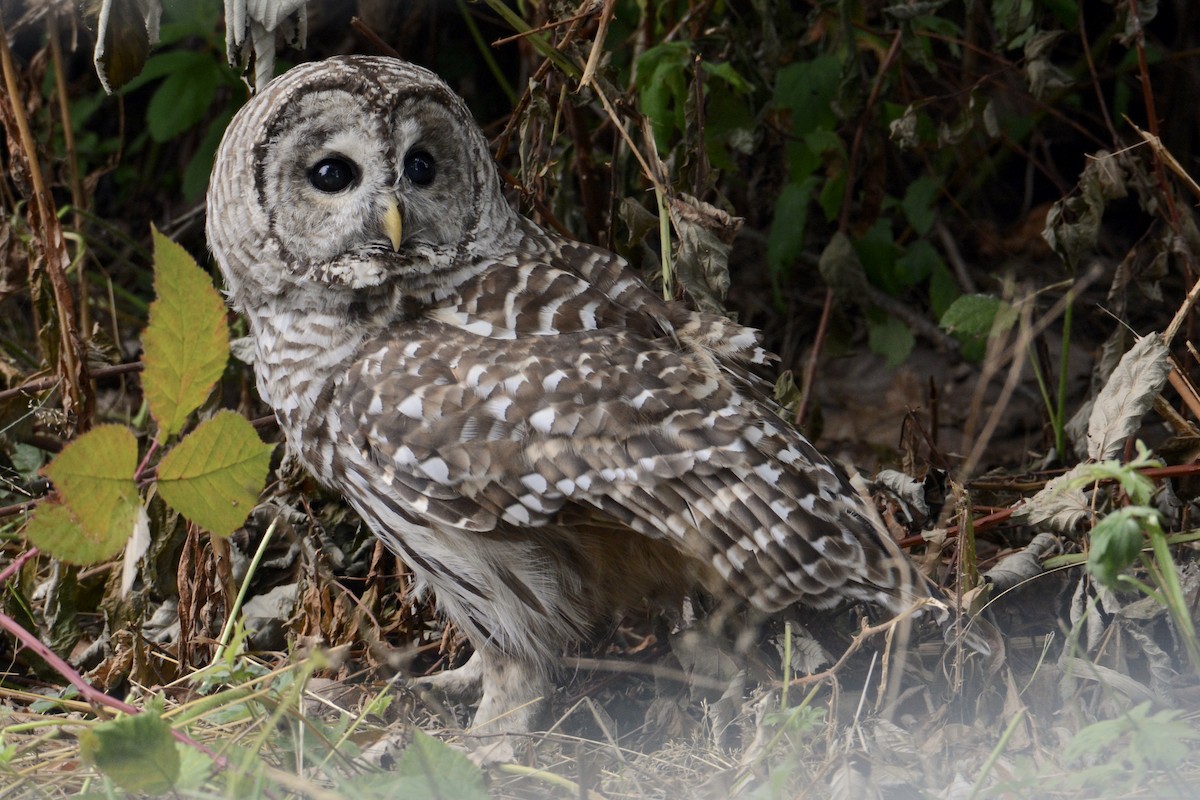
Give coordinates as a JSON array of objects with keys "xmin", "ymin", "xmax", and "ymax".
[{"xmin": 207, "ymin": 56, "xmax": 944, "ymax": 742}]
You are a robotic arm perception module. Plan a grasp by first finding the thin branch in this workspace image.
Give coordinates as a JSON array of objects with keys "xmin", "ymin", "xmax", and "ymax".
[{"xmin": 0, "ymin": 361, "xmax": 143, "ymax": 404}]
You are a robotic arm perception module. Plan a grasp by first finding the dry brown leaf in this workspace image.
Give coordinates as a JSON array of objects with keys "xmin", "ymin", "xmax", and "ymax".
[{"xmin": 1086, "ymin": 334, "xmax": 1170, "ymax": 460}]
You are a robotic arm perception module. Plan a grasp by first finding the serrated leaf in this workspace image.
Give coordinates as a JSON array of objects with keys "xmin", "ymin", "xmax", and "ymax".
[
  {"xmin": 939, "ymin": 293, "xmax": 1011, "ymax": 338},
  {"xmin": 25, "ymin": 501, "xmax": 124, "ymax": 566},
  {"xmin": 773, "ymin": 55, "xmax": 840, "ymax": 135},
  {"xmin": 636, "ymin": 42, "xmax": 690, "ymax": 149},
  {"xmin": 701, "ymin": 61, "xmax": 751, "ymax": 94},
  {"xmin": 142, "ymin": 227, "xmax": 230, "ymax": 437},
  {"xmin": 156, "ymin": 411, "xmax": 274, "ymax": 537},
  {"xmin": 31, "ymin": 426, "xmax": 140, "ymax": 565},
  {"xmin": 1086, "ymin": 335, "xmax": 1171, "ymax": 460},
  {"xmin": 939, "ymin": 293, "xmax": 1016, "ymax": 360},
  {"xmin": 1087, "ymin": 507, "xmax": 1153, "ymax": 588},
  {"xmin": 391, "ymin": 728, "xmax": 490, "ymax": 800},
  {"xmin": 80, "ymin": 710, "xmax": 180, "ymax": 795},
  {"xmin": 175, "ymin": 746, "xmax": 216, "ymax": 792},
  {"xmin": 341, "ymin": 728, "xmax": 490, "ymax": 798}
]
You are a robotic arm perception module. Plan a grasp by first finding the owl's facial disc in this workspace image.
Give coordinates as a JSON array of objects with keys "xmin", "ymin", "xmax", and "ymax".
[{"xmin": 214, "ymin": 56, "xmax": 522, "ymax": 297}]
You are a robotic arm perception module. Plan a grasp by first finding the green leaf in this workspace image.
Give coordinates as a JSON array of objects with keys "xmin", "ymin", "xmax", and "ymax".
[
  {"xmin": 119, "ymin": 50, "xmax": 214, "ymax": 94},
  {"xmin": 636, "ymin": 42, "xmax": 690, "ymax": 150},
  {"xmin": 30, "ymin": 426, "xmax": 140, "ymax": 565},
  {"xmin": 1065, "ymin": 702, "xmax": 1199, "ymax": 774},
  {"xmin": 939, "ymin": 293, "xmax": 1016, "ymax": 360},
  {"xmin": 852, "ymin": 219, "xmax": 900, "ymax": 294},
  {"xmin": 80, "ymin": 710, "xmax": 180, "ymax": 795},
  {"xmin": 867, "ymin": 313, "xmax": 915, "ymax": 367},
  {"xmin": 895, "ymin": 239, "xmax": 943, "ymax": 288},
  {"xmin": 1087, "ymin": 507, "xmax": 1152, "ymax": 588},
  {"xmin": 773, "ymin": 55, "xmax": 841, "ymax": 136},
  {"xmin": 704, "ymin": 87, "xmax": 755, "ymax": 171},
  {"xmin": 928, "ymin": 260, "xmax": 959, "ymax": 318},
  {"xmin": 346, "ymin": 728, "xmax": 489, "ymax": 800},
  {"xmin": 142, "ymin": 227, "xmax": 230, "ymax": 437},
  {"xmin": 767, "ymin": 178, "xmax": 818, "ymax": 279},
  {"xmin": 182, "ymin": 109, "xmax": 235, "ymax": 200},
  {"xmin": 156, "ymin": 411, "xmax": 274, "ymax": 537},
  {"xmin": 819, "ymin": 230, "xmax": 869, "ymax": 299},
  {"xmin": 901, "ymin": 176, "xmax": 941, "ymax": 236},
  {"xmin": 701, "ymin": 61, "xmax": 751, "ymax": 94},
  {"xmin": 146, "ymin": 53, "xmax": 223, "ymax": 142},
  {"xmin": 25, "ymin": 502, "xmax": 117, "ymax": 566},
  {"xmin": 174, "ymin": 747, "xmax": 216, "ymax": 793}
]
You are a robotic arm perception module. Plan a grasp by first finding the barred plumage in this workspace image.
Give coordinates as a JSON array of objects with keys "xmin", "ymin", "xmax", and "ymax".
[{"xmin": 206, "ymin": 55, "xmax": 934, "ymax": 742}]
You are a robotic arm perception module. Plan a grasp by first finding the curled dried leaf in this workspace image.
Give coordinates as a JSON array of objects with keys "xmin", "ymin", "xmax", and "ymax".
[
  {"xmin": 1012, "ymin": 464, "xmax": 1094, "ymax": 533},
  {"xmin": 1086, "ymin": 335, "xmax": 1171, "ymax": 460}
]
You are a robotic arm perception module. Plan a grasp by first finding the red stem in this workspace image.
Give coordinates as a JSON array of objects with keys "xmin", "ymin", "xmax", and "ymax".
[{"xmin": 0, "ymin": 548, "xmax": 228, "ymax": 767}]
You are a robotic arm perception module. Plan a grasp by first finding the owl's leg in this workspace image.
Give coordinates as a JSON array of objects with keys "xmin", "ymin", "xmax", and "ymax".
[
  {"xmin": 413, "ymin": 649, "xmax": 484, "ymax": 701},
  {"xmin": 469, "ymin": 648, "xmax": 550, "ymax": 736}
]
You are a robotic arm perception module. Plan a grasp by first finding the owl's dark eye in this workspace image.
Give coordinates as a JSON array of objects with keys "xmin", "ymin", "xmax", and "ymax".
[
  {"xmin": 309, "ymin": 157, "xmax": 358, "ymax": 193},
  {"xmin": 403, "ymin": 150, "xmax": 436, "ymax": 186}
]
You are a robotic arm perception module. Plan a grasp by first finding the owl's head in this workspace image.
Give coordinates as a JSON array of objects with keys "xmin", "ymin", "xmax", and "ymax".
[{"xmin": 207, "ymin": 56, "xmax": 518, "ymax": 307}]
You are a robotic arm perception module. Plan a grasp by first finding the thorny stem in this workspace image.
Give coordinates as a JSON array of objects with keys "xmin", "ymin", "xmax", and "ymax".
[
  {"xmin": 1077, "ymin": 4, "xmax": 1119, "ymax": 144},
  {"xmin": 134, "ymin": 437, "xmax": 160, "ymax": 483},
  {"xmin": 0, "ymin": 598, "xmax": 228, "ymax": 768},
  {"xmin": 2, "ymin": 551, "xmax": 239, "ymax": 776},
  {"xmin": 836, "ymin": 28, "xmax": 903, "ymax": 235},
  {"xmin": 0, "ymin": 547, "xmax": 39, "ymax": 585}
]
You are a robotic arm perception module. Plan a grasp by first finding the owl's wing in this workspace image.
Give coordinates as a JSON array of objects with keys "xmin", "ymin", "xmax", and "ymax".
[
  {"xmin": 337, "ymin": 317, "xmax": 920, "ymax": 615},
  {"xmin": 447, "ymin": 231, "xmax": 776, "ymax": 374}
]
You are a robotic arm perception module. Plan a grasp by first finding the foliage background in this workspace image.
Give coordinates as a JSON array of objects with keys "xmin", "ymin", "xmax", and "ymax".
[{"xmin": 3, "ymin": 0, "xmax": 1200, "ymax": 797}]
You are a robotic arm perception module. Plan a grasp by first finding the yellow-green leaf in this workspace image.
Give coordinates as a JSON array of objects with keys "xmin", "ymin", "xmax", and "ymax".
[
  {"xmin": 80, "ymin": 710, "xmax": 180, "ymax": 795},
  {"xmin": 142, "ymin": 226, "xmax": 230, "ymax": 437},
  {"xmin": 156, "ymin": 411, "xmax": 274, "ymax": 537},
  {"xmin": 24, "ymin": 501, "xmax": 128, "ymax": 566},
  {"xmin": 31, "ymin": 425, "xmax": 140, "ymax": 565}
]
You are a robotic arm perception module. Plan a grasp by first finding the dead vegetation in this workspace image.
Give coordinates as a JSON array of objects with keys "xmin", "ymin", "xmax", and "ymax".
[{"xmin": 3, "ymin": 1, "xmax": 1200, "ymax": 797}]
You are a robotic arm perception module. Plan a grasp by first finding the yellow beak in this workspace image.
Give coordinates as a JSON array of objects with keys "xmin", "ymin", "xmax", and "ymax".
[{"xmin": 382, "ymin": 199, "xmax": 403, "ymax": 251}]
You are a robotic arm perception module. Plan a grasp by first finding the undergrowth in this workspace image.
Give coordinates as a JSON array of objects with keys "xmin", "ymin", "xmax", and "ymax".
[{"xmin": 3, "ymin": 0, "xmax": 1200, "ymax": 797}]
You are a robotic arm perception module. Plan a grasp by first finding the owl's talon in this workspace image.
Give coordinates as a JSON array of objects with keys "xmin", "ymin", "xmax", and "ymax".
[{"xmin": 412, "ymin": 650, "xmax": 483, "ymax": 701}]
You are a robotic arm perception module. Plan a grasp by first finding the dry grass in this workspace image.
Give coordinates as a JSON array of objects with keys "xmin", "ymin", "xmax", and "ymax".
[{"xmin": 4, "ymin": 1, "xmax": 1200, "ymax": 797}]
